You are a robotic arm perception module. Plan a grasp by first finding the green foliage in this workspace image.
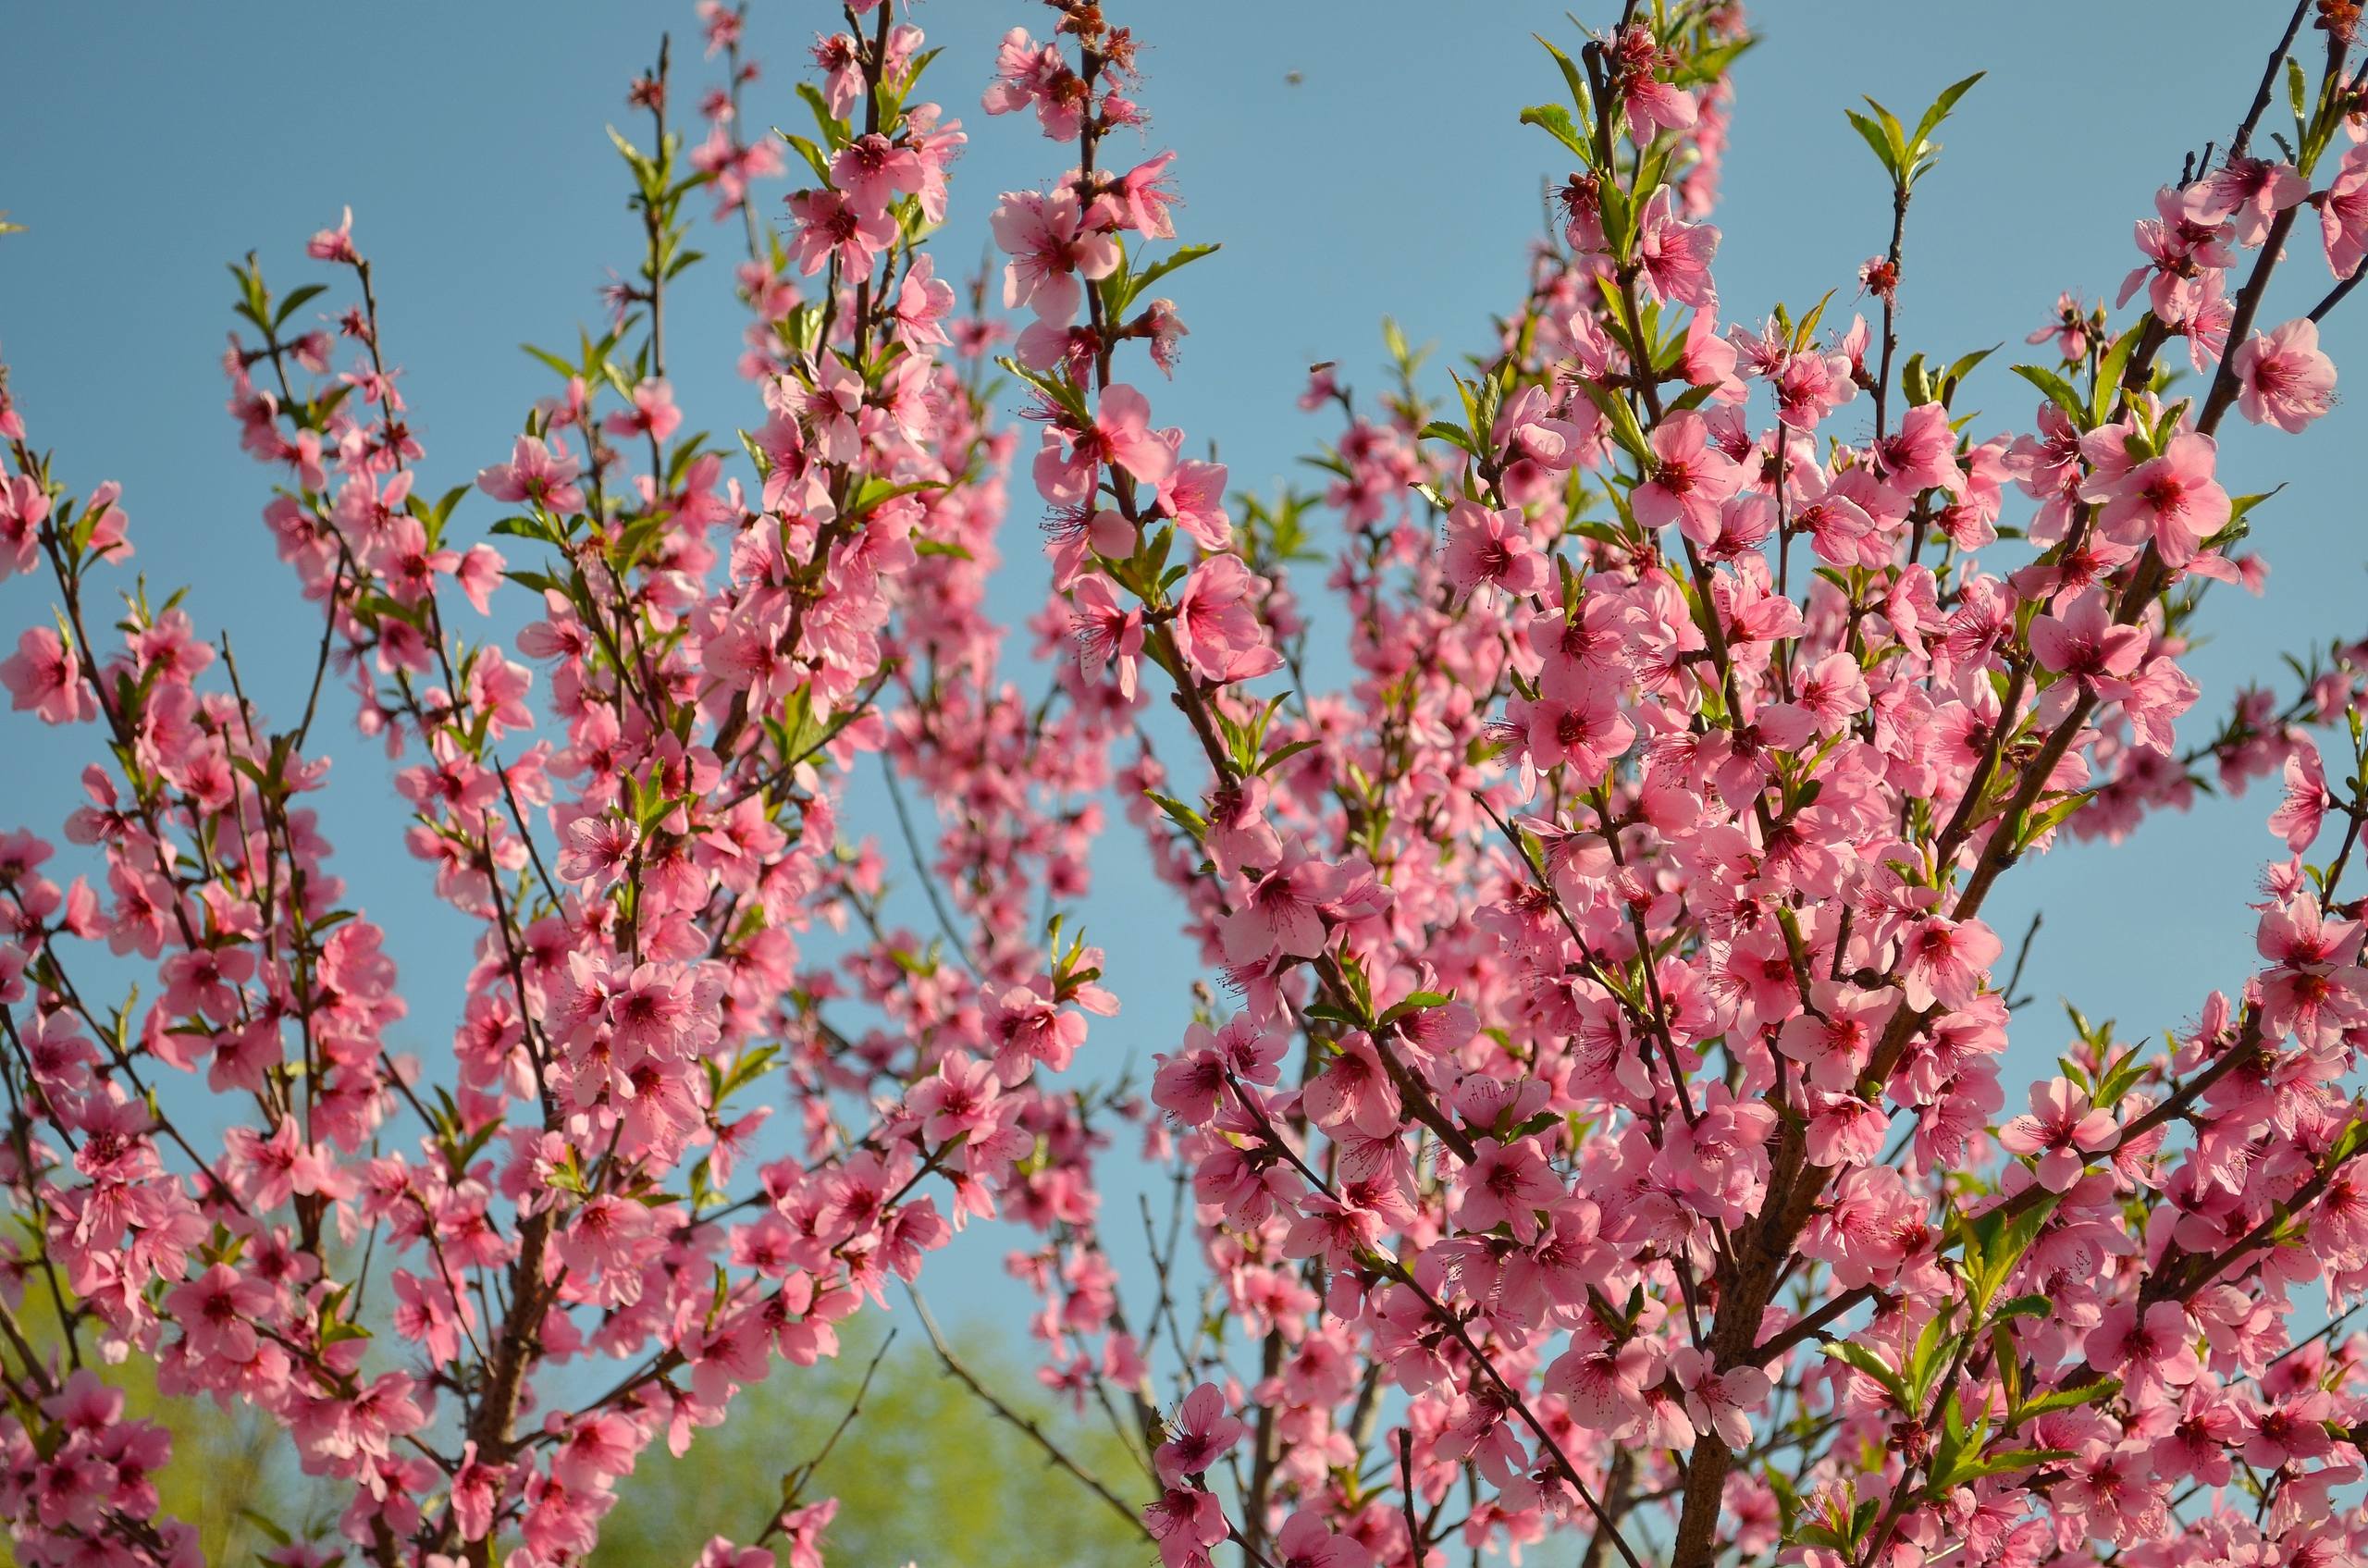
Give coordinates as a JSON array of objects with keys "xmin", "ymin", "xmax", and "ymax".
[
  {"xmin": 589, "ymin": 1322, "xmax": 1147, "ymax": 1568},
  {"xmin": 1847, "ymin": 73, "xmax": 1983, "ymax": 190},
  {"xmin": 0, "ymin": 1316, "xmax": 1141, "ymax": 1568}
]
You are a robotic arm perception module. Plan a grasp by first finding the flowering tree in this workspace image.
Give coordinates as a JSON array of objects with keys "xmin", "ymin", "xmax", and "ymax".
[{"xmin": 7, "ymin": 1, "xmax": 2368, "ymax": 1565}]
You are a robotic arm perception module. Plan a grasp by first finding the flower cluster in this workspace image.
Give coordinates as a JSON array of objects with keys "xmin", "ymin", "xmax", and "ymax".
[
  {"xmin": 8, "ymin": 1, "xmax": 2368, "ymax": 1566},
  {"xmin": 0, "ymin": 7, "xmax": 1126, "ymax": 1565},
  {"xmin": 971, "ymin": 6, "xmax": 2368, "ymax": 1568}
]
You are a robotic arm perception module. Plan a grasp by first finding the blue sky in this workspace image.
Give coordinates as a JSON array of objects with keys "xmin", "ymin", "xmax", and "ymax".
[{"xmin": 4, "ymin": 0, "xmax": 2362, "ymax": 1352}]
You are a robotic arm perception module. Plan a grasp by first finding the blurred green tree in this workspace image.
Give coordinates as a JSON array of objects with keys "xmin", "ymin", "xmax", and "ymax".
[
  {"xmin": 0, "ymin": 1310, "xmax": 1147, "ymax": 1567},
  {"xmin": 589, "ymin": 1316, "xmax": 1149, "ymax": 1568}
]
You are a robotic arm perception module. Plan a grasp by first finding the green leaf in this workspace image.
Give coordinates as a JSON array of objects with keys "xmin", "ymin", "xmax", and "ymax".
[
  {"xmin": 2092, "ymin": 324, "xmax": 2142, "ymax": 423},
  {"xmin": 1844, "ymin": 109, "xmax": 1898, "ymax": 179},
  {"xmin": 1942, "ymin": 1448, "xmax": 2073, "ymax": 1486},
  {"xmin": 795, "ymin": 82, "xmax": 849, "ymax": 149},
  {"xmin": 272, "ymin": 283, "xmax": 329, "ymax": 330},
  {"xmin": 1821, "ymin": 1340, "xmax": 1906, "ymax": 1404},
  {"xmin": 1124, "ymin": 242, "xmax": 1221, "ymax": 310},
  {"xmin": 2012, "ymin": 364, "xmax": 2089, "ymax": 427},
  {"xmin": 1910, "ymin": 72, "xmax": 1985, "ymax": 164},
  {"xmin": 1145, "ymin": 791, "xmax": 1207, "ymax": 839},
  {"xmin": 521, "ymin": 342, "xmax": 579, "ymax": 379},
  {"xmin": 1902, "ymin": 352, "xmax": 1932, "ymax": 408},
  {"xmin": 1417, "ymin": 419, "xmax": 1481, "ymax": 459},
  {"xmin": 995, "ymin": 356, "xmax": 1092, "ymax": 427},
  {"xmin": 1521, "ymin": 104, "xmax": 1593, "ymax": 162},
  {"xmin": 238, "ymin": 1509, "xmax": 295, "ymax": 1549},
  {"xmin": 1944, "ymin": 345, "xmax": 1999, "ymax": 388},
  {"xmin": 506, "ymin": 568, "xmax": 572, "ymax": 598},
  {"xmin": 1535, "ymin": 33, "xmax": 1593, "ymax": 123},
  {"xmin": 2016, "ymin": 788, "xmax": 2095, "ymax": 852},
  {"xmin": 2011, "ymin": 1377, "xmax": 2120, "ymax": 1425},
  {"xmin": 607, "ymin": 125, "xmax": 652, "ymax": 179},
  {"xmin": 1378, "ymin": 991, "xmax": 1455, "ymax": 1029},
  {"xmin": 1959, "ymin": 1191, "xmax": 2059, "ymax": 1311},
  {"xmin": 1906, "ymin": 1311, "xmax": 1958, "ymax": 1405},
  {"xmin": 1866, "ymin": 97, "xmax": 1909, "ymax": 163},
  {"xmin": 1568, "ymin": 378, "xmax": 1652, "ymax": 465},
  {"xmin": 1256, "ymin": 737, "xmax": 1321, "ymax": 775},
  {"xmin": 2228, "ymin": 485, "xmax": 2286, "ymax": 525},
  {"xmin": 781, "ymin": 131, "xmax": 835, "ymax": 186}
]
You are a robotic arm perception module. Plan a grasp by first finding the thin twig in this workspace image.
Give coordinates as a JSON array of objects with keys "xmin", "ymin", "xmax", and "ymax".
[{"xmin": 906, "ymin": 1287, "xmax": 1152, "ymax": 1540}]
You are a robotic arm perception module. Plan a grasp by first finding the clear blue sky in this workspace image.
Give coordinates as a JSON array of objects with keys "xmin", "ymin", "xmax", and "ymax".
[{"xmin": 4, "ymin": 1, "xmax": 2361, "ymax": 1345}]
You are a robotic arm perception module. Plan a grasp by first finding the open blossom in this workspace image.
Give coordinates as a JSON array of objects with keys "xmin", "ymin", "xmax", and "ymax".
[
  {"xmin": 1220, "ymin": 840, "xmax": 1349, "ymax": 965},
  {"xmin": 1157, "ymin": 458, "xmax": 1231, "ymax": 550},
  {"xmin": 1611, "ymin": 23, "xmax": 1698, "ymax": 138},
  {"xmin": 476, "ymin": 432, "xmax": 586, "ymax": 512},
  {"xmin": 1669, "ymin": 1346, "xmax": 1770, "ymax": 1449},
  {"xmin": 2086, "ymin": 429, "xmax": 2229, "ymax": 567},
  {"xmin": 305, "ymin": 205, "xmax": 358, "ymax": 262},
  {"xmin": 786, "ymin": 185, "xmax": 896, "ymax": 276},
  {"xmin": 988, "ymin": 982, "xmax": 1087, "ymax": 1081},
  {"xmin": 2185, "ymin": 154, "xmax": 2307, "ymax": 247},
  {"xmin": 2233, "ymin": 317, "xmax": 2337, "ymax": 432},
  {"xmin": 557, "ymin": 811, "xmax": 639, "ymax": 887},
  {"xmin": 2029, "ymin": 290, "xmax": 2100, "ymax": 361},
  {"xmin": 1273, "ymin": 1511, "xmax": 1372, "ymax": 1568},
  {"xmin": 2030, "ymin": 589, "xmax": 2147, "ymax": 688},
  {"xmin": 1634, "ymin": 187, "xmax": 1720, "ymax": 307},
  {"xmin": 2268, "ymin": 743, "xmax": 2327, "ymax": 851},
  {"xmin": 1873, "ymin": 401, "xmax": 1965, "ymax": 496},
  {"xmin": 2322, "ymin": 141, "xmax": 2368, "ymax": 278},
  {"xmin": 1172, "ymin": 553, "xmax": 1281, "ymax": 685},
  {"xmin": 2, "ymin": 627, "xmax": 97, "ymax": 724},
  {"xmin": 828, "ymin": 132, "xmax": 925, "ymax": 212},
  {"xmin": 1036, "ymin": 383, "xmax": 1176, "ymax": 503},
  {"xmin": 992, "ymin": 189, "xmax": 1117, "ymax": 322},
  {"xmin": 981, "ymin": 26, "xmax": 1080, "ymax": 139},
  {"xmin": 1898, "ymin": 915, "xmax": 2002, "ymax": 1011},
  {"xmin": 1442, "ymin": 500, "xmax": 1548, "ymax": 601},
  {"xmin": 1631, "ymin": 411, "xmax": 1742, "ymax": 540},
  {"xmin": 1454, "ymin": 1136, "xmax": 1564, "ymax": 1241},
  {"xmin": 1514, "ymin": 681, "xmax": 1634, "ymax": 781},
  {"xmin": 1070, "ymin": 574, "xmax": 1143, "ymax": 697},
  {"xmin": 2255, "ymin": 894, "xmax": 2368, "ymax": 1047},
  {"xmin": 1113, "ymin": 151, "xmax": 1182, "ymax": 239},
  {"xmin": 0, "ymin": 474, "xmax": 49, "ymax": 579},
  {"xmin": 1998, "ymin": 1077, "xmax": 2118, "ymax": 1191},
  {"xmin": 603, "ymin": 377, "xmax": 682, "ymax": 443},
  {"xmin": 1154, "ymin": 1383, "xmax": 1245, "ymax": 1484}
]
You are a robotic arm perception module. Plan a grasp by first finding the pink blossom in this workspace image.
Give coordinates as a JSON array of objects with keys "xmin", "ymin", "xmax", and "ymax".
[
  {"xmin": 1, "ymin": 627, "xmax": 96, "ymax": 724},
  {"xmin": 1172, "ymin": 553, "xmax": 1282, "ymax": 685},
  {"xmin": 786, "ymin": 186, "xmax": 896, "ymax": 277},
  {"xmin": 1453, "ymin": 1137, "xmax": 1564, "ymax": 1241},
  {"xmin": 1442, "ymin": 500, "xmax": 1548, "ymax": 602},
  {"xmin": 1635, "ymin": 188, "xmax": 1720, "ymax": 308},
  {"xmin": 1998, "ymin": 1077, "xmax": 2118, "ymax": 1191},
  {"xmin": 2087, "ymin": 430, "xmax": 2230, "ymax": 568},
  {"xmin": 2233, "ymin": 318, "xmax": 2337, "ymax": 432},
  {"xmin": 1155, "ymin": 1383, "xmax": 1245, "ymax": 1484},
  {"xmin": 1631, "ymin": 412, "xmax": 1742, "ymax": 541}
]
